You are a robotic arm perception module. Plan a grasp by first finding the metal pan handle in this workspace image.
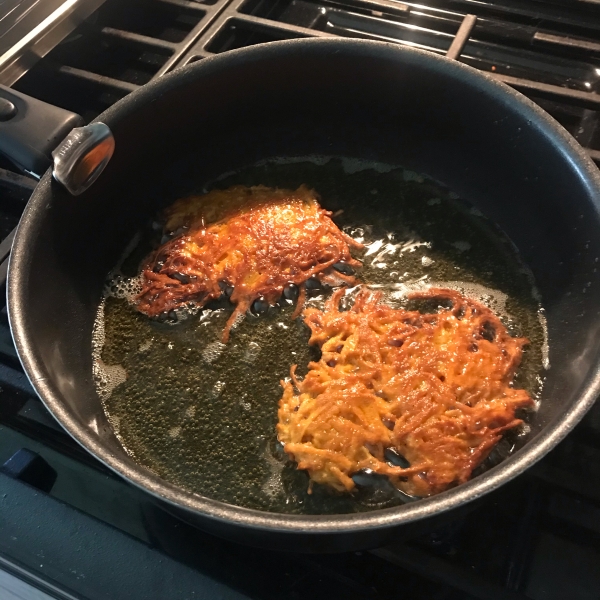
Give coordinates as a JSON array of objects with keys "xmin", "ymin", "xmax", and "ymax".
[{"xmin": 0, "ymin": 85, "xmax": 114, "ymax": 195}]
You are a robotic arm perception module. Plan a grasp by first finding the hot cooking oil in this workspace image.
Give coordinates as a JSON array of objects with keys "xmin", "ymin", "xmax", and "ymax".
[{"xmin": 93, "ymin": 157, "xmax": 546, "ymax": 515}]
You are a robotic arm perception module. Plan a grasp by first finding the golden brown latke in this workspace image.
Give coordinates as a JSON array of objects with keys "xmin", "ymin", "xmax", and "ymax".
[
  {"xmin": 136, "ymin": 185, "xmax": 363, "ymax": 341},
  {"xmin": 277, "ymin": 287, "xmax": 533, "ymax": 497}
]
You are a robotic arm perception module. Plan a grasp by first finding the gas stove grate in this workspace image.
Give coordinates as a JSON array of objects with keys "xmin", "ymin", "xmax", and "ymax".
[
  {"xmin": 175, "ymin": 0, "xmax": 600, "ymax": 164},
  {"xmin": 11, "ymin": 0, "xmax": 600, "ymax": 162},
  {"xmin": 11, "ymin": 0, "xmax": 231, "ymax": 122},
  {"xmin": 2, "ymin": 2, "xmax": 600, "ymax": 599}
]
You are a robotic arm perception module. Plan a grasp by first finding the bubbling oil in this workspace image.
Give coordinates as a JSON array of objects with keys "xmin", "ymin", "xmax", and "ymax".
[{"xmin": 94, "ymin": 158, "xmax": 547, "ymax": 515}]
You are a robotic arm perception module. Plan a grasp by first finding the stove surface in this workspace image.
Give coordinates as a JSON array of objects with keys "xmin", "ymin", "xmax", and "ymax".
[
  {"xmin": 2, "ymin": 1, "xmax": 600, "ymax": 599},
  {"xmin": 0, "ymin": 0, "xmax": 109, "ymax": 86}
]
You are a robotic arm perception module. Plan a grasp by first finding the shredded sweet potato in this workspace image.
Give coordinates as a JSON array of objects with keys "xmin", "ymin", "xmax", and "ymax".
[
  {"xmin": 277, "ymin": 287, "xmax": 533, "ymax": 497},
  {"xmin": 136, "ymin": 185, "xmax": 362, "ymax": 341}
]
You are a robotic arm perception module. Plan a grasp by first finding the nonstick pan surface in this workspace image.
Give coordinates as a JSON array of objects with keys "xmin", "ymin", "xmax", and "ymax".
[{"xmin": 7, "ymin": 39, "xmax": 600, "ymax": 552}]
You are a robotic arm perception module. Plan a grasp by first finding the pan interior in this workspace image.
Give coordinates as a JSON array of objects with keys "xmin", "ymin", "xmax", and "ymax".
[{"xmin": 94, "ymin": 156, "xmax": 546, "ymax": 515}]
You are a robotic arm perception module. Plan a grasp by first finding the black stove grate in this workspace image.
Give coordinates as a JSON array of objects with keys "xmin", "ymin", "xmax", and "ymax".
[
  {"xmin": 11, "ymin": 0, "xmax": 600, "ymax": 162},
  {"xmin": 12, "ymin": 0, "xmax": 231, "ymax": 122},
  {"xmin": 2, "ymin": 2, "xmax": 600, "ymax": 599},
  {"xmin": 174, "ymin": 0, "xmax": 600, "ymax": 163}
]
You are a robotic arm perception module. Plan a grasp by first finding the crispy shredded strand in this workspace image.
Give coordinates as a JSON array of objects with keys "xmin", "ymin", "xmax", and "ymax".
[
  {"xmin": 135, "ymin": 185, "xmax": 363, "ymax": 341},
  {"xmin": 277, "ymin": 287, "xmax": 533, "ymax": 497}
]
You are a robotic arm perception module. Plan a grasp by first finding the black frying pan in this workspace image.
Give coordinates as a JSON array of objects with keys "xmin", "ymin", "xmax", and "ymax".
[{"xmin": 2, "ymin": 38, "xmax": 600, "ymax": 552}]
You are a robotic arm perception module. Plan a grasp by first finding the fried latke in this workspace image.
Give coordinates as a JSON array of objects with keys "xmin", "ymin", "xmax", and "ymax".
[
  {"xmin": 136, "ymin": 185, "xmax": 362, "ymax": 341},
  {"xmin": 277, "ymin": 287, "xmax": 533, "ymax": 497}
]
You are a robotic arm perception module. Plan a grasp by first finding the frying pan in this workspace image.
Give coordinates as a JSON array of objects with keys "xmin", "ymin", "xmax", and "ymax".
[{"xmin": 2, "ymin": 38, "xmax": 600, "ymax": 553}]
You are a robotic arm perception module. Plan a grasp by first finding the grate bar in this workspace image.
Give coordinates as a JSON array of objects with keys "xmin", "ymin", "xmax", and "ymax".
[
  {"xmin": 192, "ymin": 14, "xmax": 334, "ymax": 59},
  {"xmin": 154, "ymin": 1, "xmax": 234, "ymax": 76},
  {"xmin": 491, "ymin": 73, "xmax": 600, "ymax": 110},
  {"xmin": 503, "ymin": 480, "xmax": 544, "ymax": 592},
  {"xmin": 231, "ymin": 14, "xmax": 335, "ymax": 37},
  {"xmin": 534, "ymin": 31, "xmax": 600, "ymax": 54},
  {"xmin": 0, "ymin": 260, "xmax": 8, "ymax": 290},
  {"xmin": 155, "ymin": 0, "xmax": 208, "ymax": 10},
  {"xmin": 0, "ymin": 230, "xmax": 16, "ymax": 266},
  {"xmin": 101, "ymin": 27, "xmax": 178, "ymax": 51},
  {"xmin": 0, "ymin": 168, "xmax": 37, "ymax": 199},
  {"xmin": 445, "ymin": 0, "xmax": 600, "ymax": 29},
  {"xmin": 531, "ymin": 461, "xmax": 600, "ymax": 503},
  {"xmin": 372, "ymin": 543, "xmax": 530, "ymax": 600},
  {"xmin": 446, "ymin": 13, "xmax": 477, "ymax": 60},
  {"xmin": 57, "ymin": 65, "xmax": 141, "ymax": 93},
  {"xmin": 0, "ymin": 362, "xmax": 35, "ymax": 395},
  {"xmin": 586, "ymin": 148, "xmax": 600, "ymax": 162},
  {"xmin": 358, "ymin": 0, "xmax": 410, "ymax": 15}
]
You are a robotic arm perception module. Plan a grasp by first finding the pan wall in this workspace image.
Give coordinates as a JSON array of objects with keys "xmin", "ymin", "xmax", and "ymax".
[{"xmin": 11, "ymin": 41, "xmax": 600, "ymax": 547}]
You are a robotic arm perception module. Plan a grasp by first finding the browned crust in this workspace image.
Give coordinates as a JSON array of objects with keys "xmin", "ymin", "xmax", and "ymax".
[
  {"xmin": 277, "ymin": 287, "xmax": 533, "ymax": 497},
  {"xmin": 135, "ymin": 185, "xmax": 363, "ymax": 341}
]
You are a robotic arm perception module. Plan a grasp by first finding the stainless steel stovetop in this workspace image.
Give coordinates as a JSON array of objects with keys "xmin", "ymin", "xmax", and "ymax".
[{"xmin": 2, "ymin": 2, "xmax": 600, "ymax": 599}]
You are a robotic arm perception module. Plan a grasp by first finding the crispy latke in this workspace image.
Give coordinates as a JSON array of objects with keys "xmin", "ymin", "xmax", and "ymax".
[
  {"xmin": 136, "ymin": 185, "xmax": 363, "ymax": 341},
  {"xmin": 277, "ymin": 287, "xmax": 533, "ymax": 497}
]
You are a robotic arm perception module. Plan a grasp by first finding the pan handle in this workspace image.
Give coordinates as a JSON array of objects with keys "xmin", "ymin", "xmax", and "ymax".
[
  {"xmin": 0, "ymin": 85, "xmax": 84, "ymax": 177},
  {"xmin": 0, "ymin": 85, "xmax": 115, "ymax": 195}
]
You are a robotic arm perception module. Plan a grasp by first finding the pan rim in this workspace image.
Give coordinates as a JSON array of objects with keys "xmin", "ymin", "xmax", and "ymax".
[{"xmin": 8, "ymin": 37, "xmax": 600, "ymax": 536}]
